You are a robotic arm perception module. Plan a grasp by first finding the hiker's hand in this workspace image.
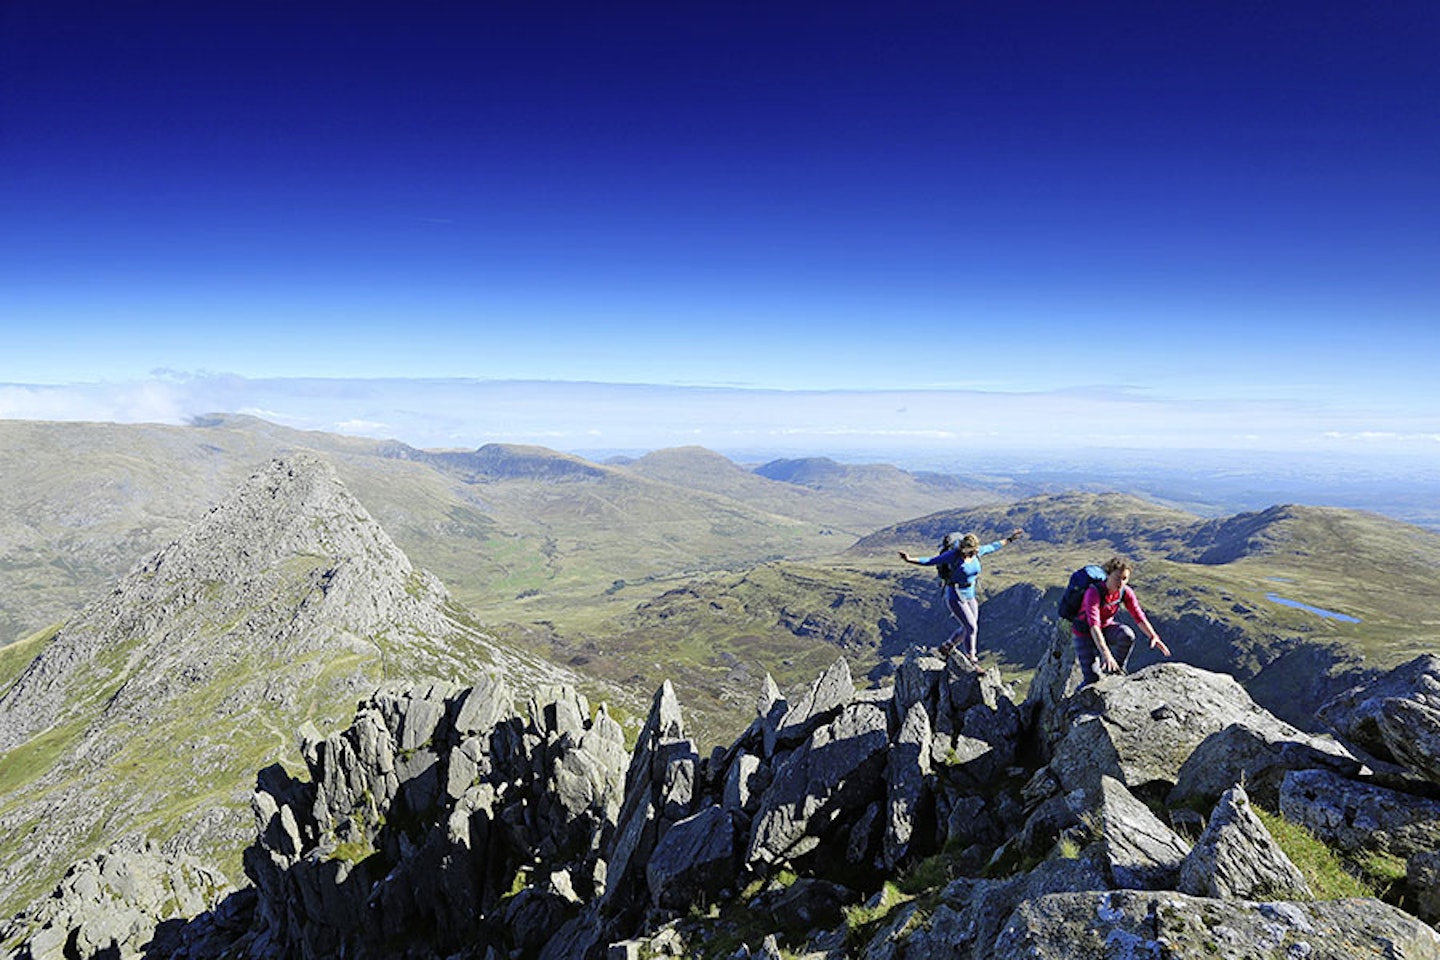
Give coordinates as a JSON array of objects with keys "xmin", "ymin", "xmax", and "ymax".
[
  {"xmin": 1151, "ymin": 636, "xmax": 1171, "ymax": 657},
  {"xmin": 1101, "ymin": 651, "xmax": 1120, "ymax": 674},
  {"xmin": 898, "ymin": 551, "xmax": 913, "ymax": 563},
  {"xmin": 1006, "ymin": 528, "xmax": 1024, "ymax": 543}
]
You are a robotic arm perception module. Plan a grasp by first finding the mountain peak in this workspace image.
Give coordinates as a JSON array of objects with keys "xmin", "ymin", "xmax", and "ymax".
[{"xmin": 0, "ymin": 455, "xmax": 506, "ymax": 914}]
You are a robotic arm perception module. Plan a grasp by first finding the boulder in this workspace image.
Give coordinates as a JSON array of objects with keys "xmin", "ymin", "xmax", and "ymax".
[
  {"xmin": 1047, "ymin": 663, "xmax": 1293, "ymax": 795},
  {"xmin": 992, "ymin": 890, "xmax": 1440, "ymax": 959},
  {"xmin": 882, "ymin": 701, "xmax": 932, "ymax": 869},
  {"xmin": 645, "ymin": 805, "xmax": 740, "ymax": 910},
  {"xmin": 1092, "ymin": 775, "xmax": 1190, "ymax": 891},
  {"xmin": 1318, "ymin": 655, "xmax": 1440, "ymax": 765},
  {"xmin": 746, "ymin": 701, "xmax": 891, "ymax": 870},
  {"xmin": 1168, "ymin": 718, "xmax": 1360, "ymax": 809},
  {"xmin": 896, "ymin": 858, "xmax": 1107, "ymax": 960},
  {"xmin": 1280, "ymin": 768, "xmax": 1440, "ymax": 858},
  {"xmin": 0, "ymin": 841, "xmax": 231, "ymax": 960},
  {"xmin": 604, "ymin": 682, "xmax": 698, "ymax": 915},
  {"xmin": 1178, "ymin": 784, "xmax": 1310, "ymax": 900},
  {"xmin": 1380, "ymin": 696, "xmax": 1440, "ymax": 785},
  {"xmin": 775, "ymin": 658, "xmax": 856, "ymax": 748},
  {"xmin": 1411, "ymin": 850, "xmax": 1440, "ymax": 927}
]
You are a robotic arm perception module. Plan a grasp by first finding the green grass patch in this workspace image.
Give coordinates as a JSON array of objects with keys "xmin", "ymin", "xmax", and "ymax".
[
  {"xmin": 0, "ymin": 713, "xmax": 92, "ymax": 797},
  {"xmin": 0, "ymin": 623, "xmax": 61, "ymax": 693},
  {"xmin": 843, "ymin": 880, "xmax": 913, "ymax": 928},
  {"xmin": 1254, "ymin": 808, "xmax": 1376, "ymax": 900}
]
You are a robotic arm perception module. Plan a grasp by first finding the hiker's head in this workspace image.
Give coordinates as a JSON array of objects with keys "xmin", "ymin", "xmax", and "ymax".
[
  {"xmin": 1103, "ymin": 556, "xmax": 1133, "ymax": 591},
  {"xmin": 958, "ymin": 533, "xmax": 981, "ymax": 557}
]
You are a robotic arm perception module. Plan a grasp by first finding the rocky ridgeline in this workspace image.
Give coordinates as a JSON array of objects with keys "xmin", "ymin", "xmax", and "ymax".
[
  {"xmin": 0, "ymin": 456, "xmax": 589, "ymax": 925},
  {"xmin": 12, "ymin": 644, "xmax": 1440, "ymax": 959}
]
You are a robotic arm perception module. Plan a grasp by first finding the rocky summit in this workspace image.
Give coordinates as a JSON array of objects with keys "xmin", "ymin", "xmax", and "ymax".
[
  {"xmin": 10, "ymin": 632, "xmax": 1440, "ymax": 958},
  {"xmin": 0, "ymin": 456, "xmax": 581, "ymax": 921}
]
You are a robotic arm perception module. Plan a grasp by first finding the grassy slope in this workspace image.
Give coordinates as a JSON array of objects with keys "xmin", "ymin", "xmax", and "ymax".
[{"xmin": 551, "ymin": 494, "xmax": 1440, "ymax": 743}]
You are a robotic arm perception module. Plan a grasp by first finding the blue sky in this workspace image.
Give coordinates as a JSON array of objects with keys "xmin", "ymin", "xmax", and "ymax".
[{"xmin": 2, "ymin": 2, "xmax": 1437, "ymax": 459}]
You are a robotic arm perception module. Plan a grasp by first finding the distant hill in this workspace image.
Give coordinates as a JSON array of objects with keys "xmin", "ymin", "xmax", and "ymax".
[
  {"xmin": 0, "ymin": 456, "xmax": 601, "ymax": 918},
  {"xmin": 619, "ymin": 446, "xmax": 1007, "ymax": 533},
  {"xmin": 589, "ymin": 492, "xmax": 1440, "ymax": 738},
  {"xmin": 0, "ymin": 417, "xmax": 1015, "ymax": 647}
]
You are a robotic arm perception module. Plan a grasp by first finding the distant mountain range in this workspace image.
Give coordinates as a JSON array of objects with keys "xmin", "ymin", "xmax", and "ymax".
[{"xmin": 0, "ymin": 416, "xmax": 1016, "ymax": 650}]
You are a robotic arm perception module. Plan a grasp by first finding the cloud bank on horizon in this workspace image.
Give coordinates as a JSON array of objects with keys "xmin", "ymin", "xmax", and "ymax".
[{"xmin": 0, "ymin": 375, "xmax": 1433, "ymax": 465}]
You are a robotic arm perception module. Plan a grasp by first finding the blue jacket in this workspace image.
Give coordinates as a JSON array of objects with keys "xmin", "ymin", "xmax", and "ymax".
[{"xmin": 917, "ymin": 540, "xmax": 1004, "ymax": 600}]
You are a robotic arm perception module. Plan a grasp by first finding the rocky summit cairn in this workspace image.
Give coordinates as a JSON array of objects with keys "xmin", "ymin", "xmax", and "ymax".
[{"xmin": 0, "ymin": 456, "xmax": 521, "ymax": 923}]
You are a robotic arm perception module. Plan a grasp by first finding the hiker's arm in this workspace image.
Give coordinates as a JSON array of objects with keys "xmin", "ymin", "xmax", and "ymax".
[{"xmin": 1124, "ymin": 589, "xmax": 1170, "ymax": 657}]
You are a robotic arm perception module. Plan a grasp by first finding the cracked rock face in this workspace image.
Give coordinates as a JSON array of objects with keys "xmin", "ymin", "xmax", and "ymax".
[{"xmin": 1178, "ymin": 784, "xmax": 1310, "ymax": 900}]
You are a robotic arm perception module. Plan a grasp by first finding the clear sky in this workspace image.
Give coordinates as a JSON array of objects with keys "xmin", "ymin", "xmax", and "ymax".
[{"xmin": 2, "ymin": 2, "xmax": 1437, "ymax": 459}]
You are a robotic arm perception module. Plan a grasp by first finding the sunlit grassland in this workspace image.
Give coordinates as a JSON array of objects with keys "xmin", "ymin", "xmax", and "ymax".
[{"xmin": 0, "ymin": 623, "xmax": 60, "ymax": 693}]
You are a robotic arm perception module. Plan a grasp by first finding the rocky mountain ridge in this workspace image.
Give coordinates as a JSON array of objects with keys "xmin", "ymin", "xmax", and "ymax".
[
  {"xmin": 0, "ymin": 456, "xmax": 597, "ymax": 919},
  {"xmin": 8, "ymin": 637, "xmax": 1440, "ymax": 958}
]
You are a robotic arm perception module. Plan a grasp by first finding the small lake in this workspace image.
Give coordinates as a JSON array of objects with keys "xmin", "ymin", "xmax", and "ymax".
[{"xmin": 1266, "ymin": 593, "xmax": 1361, "ymax": 623}]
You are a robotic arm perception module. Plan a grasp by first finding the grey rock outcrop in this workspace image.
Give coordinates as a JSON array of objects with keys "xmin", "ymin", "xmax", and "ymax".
[
  {"xmin": 1178, "ymin": 784, "xmax": 1310, "ymax": 899},
  {"xmin": 1279, "ymin": 767, "xmax": 1440, "ymax": 858},
  {"xmin": 1091, "ymin": 775, "xmax": 1190, "ymax": 891},
  {"xmin": 0, "ymin": 841, "xmax": 230, "ymax": 960},
  {"xmin": 1044, "ymin": 663, "xmax": 1293, "ymax": 795},
  {"xmin": 992, "ymin": 890, "xmax": 1440, "ymax": 959},
  {"xmin": 1319, "ymin": 654, "xmax": 1440, "ymax": 771},
  {"xmin": 244, "ymin": 676, "xmax": 627, "ymax": 960},
  {"xmin": 13, "ymin": 593, "xmax": 1440, "ymax": 960},
  {"xmin": 1168, "ymin": 717, "xmax": 1360, "ymax": 809}
]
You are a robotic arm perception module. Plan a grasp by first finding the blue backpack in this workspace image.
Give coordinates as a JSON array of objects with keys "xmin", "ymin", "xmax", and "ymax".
[
  {"xmin": 934, "ymin": 532, "xmax": 963, "ymax": 584},
  {"xmin": 1058, "ymin": 565, "xmax": 1106, "ymax": 622}
]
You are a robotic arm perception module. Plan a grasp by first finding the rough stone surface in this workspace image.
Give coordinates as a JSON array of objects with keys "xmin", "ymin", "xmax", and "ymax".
[
  {"xmin": 0, "ymin": 841, "xmax": 231, "ymax": 960},
  {"xmin": 1093, "ymin": 775, "xmax": 1190, "ymax": 891},
  {"xmin": 1411, "ymin": 850, "xmax": 1440, "ymax": 927},
  {"xmin": 1178, "ymin": 784, "xmax": 1310, "ymax": 899},
  {"xmin": 994, "ymin": 889, "xmax": 1440, "ymax": 959},
  {"xmin": 747, "ymin": 701, "xmax": 891, "ymax": 868},
  {"xmin": 882, "ymin": 700, "xmax": 932, "ymax": 869},
  {"xmin": 1168, "ymin": 718, "xmax": 1359, "ymax": 809},
  {"xmin": 1318, "ymin": 654, "xmax": 1440, "ymax": 762},
  {"xmin": 1047, "ymin": 663, "xmax": 1290, "ymax": 794},
  {"xmin": 645, "ymin": 805, "xmax": 739, "ymax": 910},
  {"xmin": 1280, "ymin": 768, "xmax": 1440, "ymax": 857}
]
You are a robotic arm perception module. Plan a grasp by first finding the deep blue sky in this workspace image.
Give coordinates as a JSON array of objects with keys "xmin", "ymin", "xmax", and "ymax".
[{"xmin": 2, "ymin": 2, "xmax": 1437, "ymax": 456}]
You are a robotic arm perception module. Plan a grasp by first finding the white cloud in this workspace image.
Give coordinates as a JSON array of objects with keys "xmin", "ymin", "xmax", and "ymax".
[
  {"xmin": 1, "ymin": 374, "xmax": 1435, "ymax": 466},
  {"xmin": 334, "ymin": 419, "xmax": 390, "ymax": 435}
]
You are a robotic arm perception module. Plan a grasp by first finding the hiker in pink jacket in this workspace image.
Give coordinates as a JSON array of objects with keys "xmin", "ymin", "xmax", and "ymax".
[{"xmin": 1073, "ymin": 556, "xmax": 1170, "ymax": 686}]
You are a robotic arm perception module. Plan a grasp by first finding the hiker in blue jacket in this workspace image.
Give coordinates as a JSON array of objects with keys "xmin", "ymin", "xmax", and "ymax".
[{"xmin": 899, "ymin": 527, "xmax": 1024, "ymax": 668}]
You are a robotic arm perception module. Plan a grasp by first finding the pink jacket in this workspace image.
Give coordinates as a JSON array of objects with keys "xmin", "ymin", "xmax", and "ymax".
[{"xmin": 1075, "ymin": 584, "xmax": 1153, "ymax": 635}]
